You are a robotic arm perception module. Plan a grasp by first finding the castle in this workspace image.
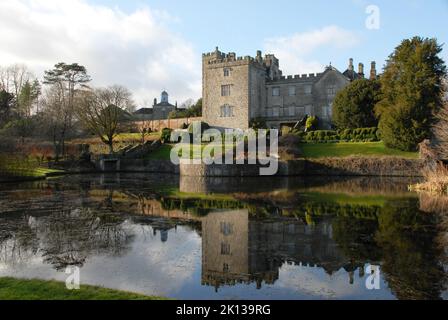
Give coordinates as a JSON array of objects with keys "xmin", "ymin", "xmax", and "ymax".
[{"xmin": 202, "ymin": 47, "xmax": 377, "ymax": 130}]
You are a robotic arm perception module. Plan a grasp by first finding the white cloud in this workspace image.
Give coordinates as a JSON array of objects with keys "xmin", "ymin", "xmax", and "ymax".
[
  {"xmin": 263, "ymin": 26, "xmax": 360, "ymax": 75},
  {"xmin": 0, "ymin": 0, "xmax": 201, "ymax": 106}
]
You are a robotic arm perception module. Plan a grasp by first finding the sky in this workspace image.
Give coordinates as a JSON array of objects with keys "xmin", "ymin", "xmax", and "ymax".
[{"xmin": 0, "ymin": 0, "xmax": 447, "ymax": 107}]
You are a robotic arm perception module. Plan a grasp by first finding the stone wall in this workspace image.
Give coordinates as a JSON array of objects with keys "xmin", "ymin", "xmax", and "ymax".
[
  {"xmin": 179, "ymin": 160, "xmax": 305, "ymax": 177},
  {"xmin": 202, "ymin": 48, "xmax": 352, "ymax": 131},
  {"xmin": 203, "ymin": 56, "xmax": 252, "ymax": 129},
  {"xmin": 119, "ymin": 159, "xmax": 179, "ymax": 174},
  {"xmin": 94, "ymin": 156, "xmax": 423, "ymax": 178},
  {"xmin": 304, "ymin": 157, "xmax": 424, "ymax": 177},
  {"xmin": 178, "ymin": 158, "xmax": 423, "ymax": 178},
  {"xmin": 133, "ymin": 117, "xmax": 202, "ymax": 132}
]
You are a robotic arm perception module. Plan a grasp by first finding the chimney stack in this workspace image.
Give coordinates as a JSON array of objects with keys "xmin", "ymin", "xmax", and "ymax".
[
  {"xmin": 154, "ymin": 98, "xmax": 157, "ymax": 106},
  {"xmin": 370, "ymin": 61, "xmax": 377, "ymax": 80},
  {"xmin": 348, "ymin": 58, "xmax": 354, "ymax": 71},
  {"xmin": 358, "ymin": 63, "xmax": 365, "ymax": 78},
  {"xmin": 256, "ymin": 50, "xmax": 263, "ymax": 63}
]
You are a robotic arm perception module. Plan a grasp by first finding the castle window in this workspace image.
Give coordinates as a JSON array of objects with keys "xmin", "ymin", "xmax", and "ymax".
[
  {"xmin": 221, "ymin": 85, "xmax": 231, "ymax": 96},
  {"xmin": 289, "ymin": 86, "xmax": 296, "ymax": 96},
  {"xmin": 224, "ymin": 68, "xmax": 230, "ymax": 77},
  {"xmin": 327, "ymin": 85, "xmax": 336, "ymax": 97},
  {"xmin": 305, "ymin": 105, "xmax": 312, "ymax": 115},
  {"xmin": 289, "ymin": 106, "xmax": 295, "ymax": 117},
  {"xmin": 322, "ymin": 104, "xmax": 333, "ymax": 119},
  {"xmin": 220, "ymin": 222, "xmax": 233, "ymax": 236},
  {"xmin": 220, "ymin": 104, "xmax": 234, "ymax": 118},
  {"xmin": 221, "ymin": 243, "xmax": 231, "ymax": 256},
  {"xmin": 273, "ymin": 107, "xmax": 280, "ymax": 117},
  {"xmin": 272, "ymin": 87, "xmax": 280, "ymax": 97},
  {"xmin": 304, "ymin": 85, "xmax": 312, "ymax": 95}
]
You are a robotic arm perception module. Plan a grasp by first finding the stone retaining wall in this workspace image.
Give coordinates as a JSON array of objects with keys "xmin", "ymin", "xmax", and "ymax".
[
  {"xmin": 92, "ymin": 157, "xmax": 424, "ymax": 178},
  {"xmin": 120, "ymin": 159, "xmax": 179, "ymax": 174},
  {"xmin": 304, "ymin": 157, "xmax": 424, "ymax": 177},
  {"xmin": 178, "ymin": 158, "xmax": 424, "ymax": 177}
]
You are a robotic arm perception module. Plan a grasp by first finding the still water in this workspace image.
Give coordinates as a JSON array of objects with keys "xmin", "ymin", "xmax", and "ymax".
[{"xmin": 0, "ymin": 174, "xmax": 447, "ymax": 300}]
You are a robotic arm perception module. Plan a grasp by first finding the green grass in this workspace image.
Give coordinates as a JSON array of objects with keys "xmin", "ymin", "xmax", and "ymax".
[
  {"xmin": 69, "ymin": 132, "xmax": 162, "ymax": 155},
  {"xmin": 146, "ymin": 143, "xmax": 235, "ymax": 161},
  {"xmin": 0, "ymin": 156, "xmax": 64, "ymax": 179},
  {"xmin": 300, "ymin": 142, "xmax": 419, "ymax": 159},
  {"xmin": 0, "ymin": 277, "xmax": 166, "ymax": 300},
  {"xmin": 147, "ymin": 144, "xmax": 174, "ymax": 160}
]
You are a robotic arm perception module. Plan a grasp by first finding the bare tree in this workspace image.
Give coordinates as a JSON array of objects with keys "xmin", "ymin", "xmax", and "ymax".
[
  {"xmin": 43, "ymin": 63, "xmax": 91, "ymax": 156},
  {"xmin": 77, "ymin": 85, "xmax": 134, "ymax": 154},
  {"xmin": 136, "ymin": 119, "xmax": 153, "ymax": 144},
  {"xmin": 0, "ymin": 64, "xmax": 38, "ymax": 117},
  {"xmin": 41, "ymin": 84, "xmax": 68, "ymax": 159}
]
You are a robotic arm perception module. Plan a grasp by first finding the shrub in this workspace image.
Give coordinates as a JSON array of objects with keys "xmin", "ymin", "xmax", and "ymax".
[
  {"xmin": 296, "ymin": 127, "xmax": 379, "ymax": 143},
  {"xmin": 306, "ymin": 116, "xmax": 318, "ymax": 132},
  {"xmin": 249, "ymin": 118, "xmax": 267, "ymax": 130},
  {"xmin": 161, "ymin": 128, "xmax": 173, "ymax": 144}
]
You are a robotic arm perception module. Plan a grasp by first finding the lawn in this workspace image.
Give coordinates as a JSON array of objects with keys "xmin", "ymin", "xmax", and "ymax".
[
  {"xmin": 69, "ymin": 132, "xmax": 161, "ymax": 155},
  {"xmin": 0, "ymin": 277, "xmax": 166, "ymax": 300},
  {"xmin": 0, "ymin": 156, "xmax": 64, "ymax": 180},
  {"xmin": 300, "ymin": 142, "xmax": 419, "ymax": 159},
  {"xmin": 146, "ymin": 143, "xmax": 235, "ymax": 161}
]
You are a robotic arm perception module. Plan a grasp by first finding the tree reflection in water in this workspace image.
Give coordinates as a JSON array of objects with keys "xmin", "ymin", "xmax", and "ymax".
[
  {"xmin": 0, "ymin": 206, "xmax": 133, "ymax": 271},
  {"xmin": 0, "ymin": 175, "xmax": 447, "ymax": 300}
]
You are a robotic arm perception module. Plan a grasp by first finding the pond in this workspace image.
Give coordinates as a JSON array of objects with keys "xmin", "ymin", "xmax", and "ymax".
[{"xmin": 0, "ymin": 174, "xmax": 447, "ymax": 300}]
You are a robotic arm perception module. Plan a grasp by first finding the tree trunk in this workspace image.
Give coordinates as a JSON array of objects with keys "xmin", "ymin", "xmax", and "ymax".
[{"xmin": 108, "ymin": 141, "xmax": 114, "ymax": 155}]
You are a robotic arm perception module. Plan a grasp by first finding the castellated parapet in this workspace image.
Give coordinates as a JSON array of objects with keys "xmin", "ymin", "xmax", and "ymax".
[{"xmin": 203, "ymin": 47, "xmax": 372, "ymax": 130}]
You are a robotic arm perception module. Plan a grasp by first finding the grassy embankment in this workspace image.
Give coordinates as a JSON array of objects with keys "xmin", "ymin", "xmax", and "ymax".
[
  {"xmin": 0, "ymin": 156, "xmax": 63, "ymax": 180},
  {"xmin": 147, "ymin": 143, "xmax": 235, "ymax": 161},
  {"xmin": 0, "ymin": 277, "xmax": 166, "ymax": 300},
  {"xmin": 69, "ymin": 132, "xmax": 161, "ymax": 155},
  {"xmin": 300, "ymin": 142, "xmax": 419, "ymax": 159},
  {"xmin": 147, "ymin": 141, "xmax": 419, "ymax": 161}
]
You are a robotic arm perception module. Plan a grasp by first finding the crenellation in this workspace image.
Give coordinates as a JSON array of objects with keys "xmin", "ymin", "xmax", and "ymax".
[{"xmin": 203, "ymin": 47, "xmax": 364, "ymax": 130}]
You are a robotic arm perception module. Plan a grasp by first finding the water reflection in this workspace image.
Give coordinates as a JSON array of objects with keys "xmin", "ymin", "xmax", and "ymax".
[{"xmin": 0, "ymin": 174, "xmax": 447, "ymax": 300}]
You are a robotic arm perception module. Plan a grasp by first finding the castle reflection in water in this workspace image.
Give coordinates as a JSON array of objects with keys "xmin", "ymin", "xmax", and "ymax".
[
  {"xmin": 138, "ymin": 201, "xmax": 373, "ymax": 291},
  {"xmin": 202, "ymin": 210, "xmax": 360, "ymax": 291}
]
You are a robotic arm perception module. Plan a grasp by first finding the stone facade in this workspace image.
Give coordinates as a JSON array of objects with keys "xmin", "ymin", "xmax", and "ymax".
[
  {"xmin": 203, "ymin": 47, "xmax": 375, "ymax": 130},
  {"xmin": 133, "ymin": 91, "xmax": 177, "ymax": 121}
]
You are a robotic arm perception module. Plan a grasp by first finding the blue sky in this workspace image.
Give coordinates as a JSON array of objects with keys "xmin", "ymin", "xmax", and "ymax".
[
  {"xmin": 0, "ymin": 0, "xmax": 447, "ymax": 104},
  {"xmin": 92, "ymin": 0, "xmax": 448, "ymax": 71}
]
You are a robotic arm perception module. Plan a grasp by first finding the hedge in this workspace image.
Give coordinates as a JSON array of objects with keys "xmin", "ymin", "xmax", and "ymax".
[{"xmin": 294, "ymin": 127, "xmax": 380, "ymax": 143}]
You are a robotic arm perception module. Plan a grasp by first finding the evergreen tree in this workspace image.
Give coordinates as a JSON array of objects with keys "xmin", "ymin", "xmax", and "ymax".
[
  {"xmin": 332, "ymin": 79, "xmax": 381, "ymax": 129},
  {"xmin": 0, "ymin": 90, "xmax": 14, "ymax": 126},
  {"xmin": 376, "ymin": 37, "xmax": 447, "ymax": 151}
]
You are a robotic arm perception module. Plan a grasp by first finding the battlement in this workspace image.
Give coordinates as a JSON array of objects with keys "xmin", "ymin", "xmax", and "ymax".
[
  {"xmin": 272, "ymin": 72, "xmax": 323, "ymax": 83},
  {"xmin": 203, "ymin": 47, "xmax": 275, "ymax": 69}
]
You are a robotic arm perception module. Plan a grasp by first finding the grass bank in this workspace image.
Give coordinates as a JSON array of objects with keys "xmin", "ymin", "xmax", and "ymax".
[
  {"xmin": 301, "ymin": 142, "xmax": 419, "ymax": 159},
  {"xmin": 0, "ymin": 156, "xmax": 64, "ymax": 181},
  {"xmin": 0, "ymin": 277, "xmax": 166, "ymax": 300},
  {"xmin": 69, "ymin": 132, "xmax": 161, "ymax": 155}
]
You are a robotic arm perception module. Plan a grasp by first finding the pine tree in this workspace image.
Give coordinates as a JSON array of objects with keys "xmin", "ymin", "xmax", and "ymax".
[
  {"xmin": 376, "ymin": 37, "xmax": 447, "ymax": 151},
  {"xmin": 332, "ymin": 79, "xmax": 381, "ymax": 129}
]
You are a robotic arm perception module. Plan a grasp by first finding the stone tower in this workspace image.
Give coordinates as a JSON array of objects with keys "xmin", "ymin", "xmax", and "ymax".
[{"xmin": 202, "ymin": 47, "xmax": 269, "ymax": 129}]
